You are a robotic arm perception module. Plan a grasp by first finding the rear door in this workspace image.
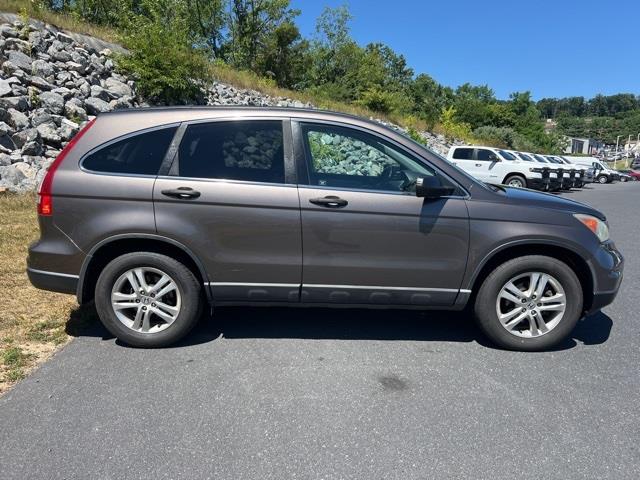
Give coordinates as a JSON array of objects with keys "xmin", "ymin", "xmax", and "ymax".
[
  {"xmin": 293, "ymin": 121, "xmax": 470, "ymax": 306},
  {"xmin": 153, "ymin": 118, "xmax": 302, "ymax": 303},
  {"xmin": 449, "ymin": 147, "xmax": 481, "ymax": 179}
]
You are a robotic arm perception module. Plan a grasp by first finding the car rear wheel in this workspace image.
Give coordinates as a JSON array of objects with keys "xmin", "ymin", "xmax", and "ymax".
[
  {"xmin": 597, "ymin": 174, "xmax": 608, "ymax": 184},
  {"xmin": 620, "ymin": 176, "xmax": 628, "ymax": 182},
  {"xmin": 474, "ymin": 255, "xmax": 583, "ymax": 351},
  {"xmin": 95, "ymin": 252, "xmax": 203, "ymax": 347},
  {"xmin": 504, "ymin": 174, "xmax": 527, "ymax": 188}
]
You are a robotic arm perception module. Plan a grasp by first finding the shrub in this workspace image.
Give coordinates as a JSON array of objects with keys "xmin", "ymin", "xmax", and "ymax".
[
  {"xmin": 117, "ymin": 19, "xmax": 211, "ymax": 105},
  {"xmin": 473, "ymin": 126, "xmax": 516, "ymax": 148},
  {"xmin": 440, "ymin": 106, "xmax": 473, "ymax": 142}
]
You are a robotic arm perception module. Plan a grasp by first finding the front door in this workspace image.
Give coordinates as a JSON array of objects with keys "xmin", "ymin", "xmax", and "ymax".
[
  {"xmin": 294, "ymin": 121, "xmax": 470, "ymax": 306},
  {"xmin": 154, "ymin": 119, "xmax": 302, "ymax": 303}
]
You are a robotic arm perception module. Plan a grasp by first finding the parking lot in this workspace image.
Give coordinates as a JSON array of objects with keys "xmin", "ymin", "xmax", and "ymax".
[{"xmin": 0, "ymin": 182, "xmax": 638, "ymax": 480}]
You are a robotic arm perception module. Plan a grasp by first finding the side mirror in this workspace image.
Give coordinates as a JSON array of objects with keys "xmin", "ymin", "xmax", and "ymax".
[{"xmin": 415, "ymin": 176, "xmax": 456, "ymax": 199}]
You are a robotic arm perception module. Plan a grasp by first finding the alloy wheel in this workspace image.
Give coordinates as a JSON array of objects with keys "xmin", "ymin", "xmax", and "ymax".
[
  {"xmin": 111, "ymin": 267, "xmax": 182, "ymax": 333},
  {"xmin": 495, "ymin": 272, "xmax": 566, "ymax": 338}
]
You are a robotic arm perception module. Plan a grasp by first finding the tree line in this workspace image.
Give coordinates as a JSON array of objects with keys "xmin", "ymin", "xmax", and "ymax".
[{"xmin": 38, "ymin": 0, "xmax": 640, "ymax": 150}]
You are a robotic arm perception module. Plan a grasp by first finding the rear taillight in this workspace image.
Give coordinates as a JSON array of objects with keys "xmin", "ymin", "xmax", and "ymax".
[{"xmin": 38, "ymin": 118, "xmax": 96, "ymax": 216}]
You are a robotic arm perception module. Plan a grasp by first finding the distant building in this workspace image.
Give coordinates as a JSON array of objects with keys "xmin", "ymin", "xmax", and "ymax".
[
  {"xmin": 624, "ymin": 140, "xmax": 639, "ymax": 155},
  {"xmin": 563, "ymin": 137, "xmax": 603, "ymax": 155}
]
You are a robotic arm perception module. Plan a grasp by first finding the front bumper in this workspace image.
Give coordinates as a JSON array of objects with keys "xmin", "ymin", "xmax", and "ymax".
[{"xmin": 586, "ymin": 242, "xmax": 624, "ymax": 314}]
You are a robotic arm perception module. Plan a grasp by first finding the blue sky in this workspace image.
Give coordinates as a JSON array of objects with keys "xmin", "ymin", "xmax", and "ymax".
[{"xmin": 291, "ymin": 0, "xmax": 639, "ymax": 100}]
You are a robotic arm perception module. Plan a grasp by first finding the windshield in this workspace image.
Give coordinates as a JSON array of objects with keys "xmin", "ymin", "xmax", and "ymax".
[
  {"xmin": 546, "ymin": 156, "xmax": 562, "ymax": 164},
  {"xmin": 498, "ymin": 150, "xmax": 517, "ymax": 160},
  {"xmin": 533, "ymin": 154, "xmax": 548, "ymax": 163},
  {"xmin": 515, "ymin": 152, "xmax": 533, "ymax": 162}
]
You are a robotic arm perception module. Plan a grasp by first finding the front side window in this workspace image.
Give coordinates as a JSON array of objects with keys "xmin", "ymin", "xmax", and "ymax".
[
  {"xmin": 83, "ymin": 126, "xmax": 177, "ymax": 175},
  {"xmin": 301, "ymin": 123, "xmax": 455, "ymax": 194},
  {"xmin": 177, "ymin": 120, "xmax": 285, "ymax": 183},
  {"xmin": 476, "ymin": 149, "xmax": 497, "ymax": 161}
]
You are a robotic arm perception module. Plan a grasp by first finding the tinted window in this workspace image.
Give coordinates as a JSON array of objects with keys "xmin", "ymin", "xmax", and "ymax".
[
  {"xmin": 499, "ymin": 150, "xmax": 516, "ymax": 160},
  {"xmin": 516, "ymin": 153, "xmax": 533, "ymax": 162},
  {"xmin": 83, "ymin": 127, "xmax": 177, "ymax": 175},
  {"xmin": 534, "ymin": 154, "xmax": 548, "ymax": 163},
  {"xmin": 177, "ymin": 121, "xmax": 284, "ymax": 183},
  {"xmin": 452, "ymin": 147, "xmax": 473, "ymax": 160},
  {"xmin": 302, "ymin": 123, "xmax": 455, "ymax": 194},
  {"xmin": 476, "ymin": 149, "xmax": 497, "ymax": 161}
]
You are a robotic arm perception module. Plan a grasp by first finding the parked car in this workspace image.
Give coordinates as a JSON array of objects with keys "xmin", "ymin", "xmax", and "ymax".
[
  {"xmin": 544, "ymin": 156, "xmax": 584, "ymax": 188},
  {"xmin": 617, "ymin": 169, "xmax": 640, "ymax": 181},
  {"xmin": 531, "ymin": 154, "xmax": 573, "ymax": 190},
  {"xmin": 559, "ymin": 156, "xmax": 595, "ymax": 183},
  {"xmin": 27, "ymin": 107, "xmax": 624, "ymax": 351},
  {"xmin": 510, "ymin": 151, "xmax": 562, "ymax": 191},
  {"xmin": 446, "ymin": 146, "xmax": 550, "ymax": 190},
  {"xmin": 567, "ymin": 156, "xmax": 619, "ymax": 184},
  {"xmin": 631, "ymin": 158, "xmax": 640, "ymax": 169}
]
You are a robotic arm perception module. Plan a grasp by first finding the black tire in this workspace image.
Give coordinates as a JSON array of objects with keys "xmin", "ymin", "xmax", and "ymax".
[
  {"xmin": 504, "ymin": 174, "xmax": 527, "ymax": 188},
  {"xmin": 620, "ymin": 176, "xmax": 628, "ymax": 182},
  {"xmin": 95, "ymin": 252, "xmax": 203, "ymax": 347},
  {"xmin": 597, "ymin": 174, "xmax": 608, "ymax": 184},
  {"xmin": 474, "ymin": 255, "xmax": 583, "ymax": 351}
]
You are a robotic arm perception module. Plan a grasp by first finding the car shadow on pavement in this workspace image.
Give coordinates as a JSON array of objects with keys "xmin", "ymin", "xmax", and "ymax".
[{"xmin": 64, "ymin": 303, "xmax": 614, "ymax": 351}]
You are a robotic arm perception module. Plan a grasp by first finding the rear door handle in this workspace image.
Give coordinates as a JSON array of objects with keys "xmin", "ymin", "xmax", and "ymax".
[
  {"xmin": 161, "ymin": 187, "xmax": 201, "ymax": 199},
  {"xmin": 475, "ymin": 163, "xmax": 482, "ymax": 167},
  {"xmin": 309, "ymin": 196, "xmax": 348, "ymax": 208}
]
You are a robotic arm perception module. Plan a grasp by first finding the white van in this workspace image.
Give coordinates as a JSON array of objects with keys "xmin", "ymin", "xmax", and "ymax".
[{"xmin": 446, "ymin": 146, "xmax": 549, "ymax": 190}]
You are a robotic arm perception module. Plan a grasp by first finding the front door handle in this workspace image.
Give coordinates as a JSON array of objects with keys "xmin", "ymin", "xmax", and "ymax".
[
  {"xmin": 309, "ymin": 196, "xmax": 348, "ymax": 208},
  {"xmin": 475, "ymin": 163, "xmax": 482, "ymax": 167},
  {"xmin": 161, "ymin": 187, "xmax": 201, "ymax": 199}
]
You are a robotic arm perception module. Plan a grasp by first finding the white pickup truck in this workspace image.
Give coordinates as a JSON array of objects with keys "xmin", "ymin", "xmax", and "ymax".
[{"xmin": 446, "ymin": 146, "xmax": 550, "ymax": 190}]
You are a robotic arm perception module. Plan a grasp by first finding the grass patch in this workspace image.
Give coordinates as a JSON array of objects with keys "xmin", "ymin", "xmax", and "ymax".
[
  {"xmin": 0, "ymin": 193, "xmax": 78, "ymax": 393},
  {"xmin": 0, "ymin": 0, "xmax": 120, "ymax": 43}
]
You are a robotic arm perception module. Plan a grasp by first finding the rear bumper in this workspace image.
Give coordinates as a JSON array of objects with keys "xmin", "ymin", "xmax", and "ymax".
[{"xmin": 27, "ymin": 267, "xmax": 79, "ymax": 295}]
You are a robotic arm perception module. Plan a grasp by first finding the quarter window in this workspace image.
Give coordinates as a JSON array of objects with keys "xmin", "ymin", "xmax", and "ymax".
[
  {"xmin": 177, "ymin": 121, "xmax": 284, "ymax": 183},
  {"xmin": 452, "ymin": 148, "xmax": 474, "ymax": 160},
  {"xmin": 82, "ymin": 126, "xmax": 177, "ymax": 175},
  {"xmin": 301, "ymin": 123, "xmax": 453, "ymax": 194}
]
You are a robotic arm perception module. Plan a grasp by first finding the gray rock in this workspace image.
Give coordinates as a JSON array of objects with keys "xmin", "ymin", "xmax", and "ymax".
[
  {"xmin": 31, "ymin": 59, "xmax": 55, "ymax": 77},
  {"xmin": 36, "ymin": 122, "xmax": 62, "ymax": 144},
  {"xmin": 0, "ymin": 134, "xmax": 15, "ymax": 151},
  {"xmin": 6, "ymin": 108, "xmax": 29, "ymax": 129},
  {"xmin": 28, "ymin": 76, "xmax": 55, "ymax": 91},
  {"xmin": 0, "ymin": 25, "xmax": 18, "ymax": 38},
  {"xmin": 0, "ymin": 163, "xmax": 26, "ymax": 185},
  {"xmin": 1, "ymin": 60, "xmax": 19, "ymax": 75},
  {"xmin": 49, "ymin": 48, "xmax": 72, "ymax": 63},
  {"xmin": 30, "ymin": 109, "xmax": 53, "ymax": 127},
  {"xmin": 4, "ymin": 37, "xmax": 31, "ymax": 54},
  {"xmin": 64, "ymin": 102, "xmax": 87, "ymax": 122},
  {"xmin": 104, "ymin": 77, "xmax": 132, "ymax": 97},
  {"xmin": 13, "ymin": 161, "xmax": 37, "ymax": 180},
  {"xmin": 12, "ymin": 127, "xmax": 39, "ymax": 147},
  {"xmin": 0, "ymin": 80, "xmax": 12, "ymax": 97},
  {"xmin": 0, "ymin": 121, "xmax": 10, "ymax": 136},
  {"xmin": 59, "ymin": 118, "xmax": 79, "ymax": 141},
  {"xmin": 0, "ymin": 96, "xmax": 29, "ymax": 111},
  {"xmin": 39, "ymin": 91, "xmax": 65, "ymax": 114},
  {"xmin": 65, "ymin": 61, "xmax": 85, "ymax": 73},
  {"xmin": 56, "ymin": 32, "xmax": 74, "ymax": 44},
  {"xmin": 0, "ymin": 153, "xmax": 11, "ymax": 166},
  {"xmin": 22, "ymin": 140, "xmax": 43, "ymax": 156},
  {"xmin": 7, "ymin": 50, "xmax": 32, "ymax": 71},
  {"xmin": 90, "ymin": 84, "xmax": 110, "ymax": 101},
  {"xmin": 84, "ymin": 96, "xmax": 111, "ymax": 115},
  {"xmin": 52, "ymin": 87, "xmax": 73, "ymax": 99}
]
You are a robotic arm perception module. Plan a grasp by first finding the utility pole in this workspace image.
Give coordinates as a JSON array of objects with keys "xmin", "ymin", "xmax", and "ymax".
[{"xmin": 616, "ymin": 135, "xmax": 622, "ymax": 155}]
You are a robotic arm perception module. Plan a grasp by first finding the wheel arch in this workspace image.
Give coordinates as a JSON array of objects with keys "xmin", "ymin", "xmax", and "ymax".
[
  {"xmin": 467, "ymin": 242, "xmax": 595, "ymax": 313},
  {"xmin": 77, "ymin": 234, "xmax": 211, "ymax": 304},
  {"xmin": 501, "ymin": 172, "xmax": 527, "ymax": 185}
]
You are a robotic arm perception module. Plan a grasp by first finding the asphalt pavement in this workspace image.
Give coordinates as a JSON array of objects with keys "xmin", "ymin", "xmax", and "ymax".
[{"xmin": 1, "ymin": 182, "xmax": 639, "ymax": 479}]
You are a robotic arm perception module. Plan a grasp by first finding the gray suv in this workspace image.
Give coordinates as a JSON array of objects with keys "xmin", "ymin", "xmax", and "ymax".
[{"xmin": 27, "ymin": 107, "xmax": 624, "ymax": 351}]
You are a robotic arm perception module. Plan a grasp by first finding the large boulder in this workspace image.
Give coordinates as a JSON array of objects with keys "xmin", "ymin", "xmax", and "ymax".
[
  {"xmin": 36, "ymin": 122, "xmax": 62, "ymax": 145},
  {"xmin": 6, "ymin": 108, "xmax": 29, "ymax": 129},
  {"xmin": 0, "ymin": 80, "xmax": 12, "ymax": 97},
  {"xmin": 104, "ymin": 77, "xmax": 132, "ymax": 97},
  {"xmin": 7, "ymin": 50, "xmax": 32, "ymax": 72},
  {"xmin": 31, "ymin": 59, "xmax": 55, "ymax": 78}
]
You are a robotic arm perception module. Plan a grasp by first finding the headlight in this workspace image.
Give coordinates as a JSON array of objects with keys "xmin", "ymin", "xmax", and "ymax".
[{"xmin": 574, "ymin": 214, "xmax": 609, "ymax": 242}]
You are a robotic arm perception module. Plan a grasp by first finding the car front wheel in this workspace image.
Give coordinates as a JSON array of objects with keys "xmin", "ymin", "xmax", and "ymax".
[
  {"xmin": 597, "ymin": 175, "xmax": 608, "ymax": 184},
  {"xmin": 474, "ymin": 255, "xmax": 583, "ymax": 351},
  {"xmin": 95, "ymin": 252, "xmax": 203, "ymax": 347},
  {"xmin": 504, "ymin": 174, "xmax": 527, "ymax": 188}
]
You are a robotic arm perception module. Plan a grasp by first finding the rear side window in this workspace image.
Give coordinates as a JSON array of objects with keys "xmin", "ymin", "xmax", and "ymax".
[
  {"xmin": 476, "ymin": 149, "xmax": 496, "ymax": 161},
  {"xmin": 452, "ymin": 148, "xmax": 473, "ymax": 160},
  {"xmin": 82, "ymin": 127, "xmax": 177, "ymax": 175},
  {"xmin": 177, "ymin": 121, "xmax": 284, "ymax": 184}
]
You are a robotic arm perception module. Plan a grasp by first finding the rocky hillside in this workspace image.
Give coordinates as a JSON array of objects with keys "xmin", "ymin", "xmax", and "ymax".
[{"xmin": 0, "ymin": 18, "xmax": 455, "ymax": 193}]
